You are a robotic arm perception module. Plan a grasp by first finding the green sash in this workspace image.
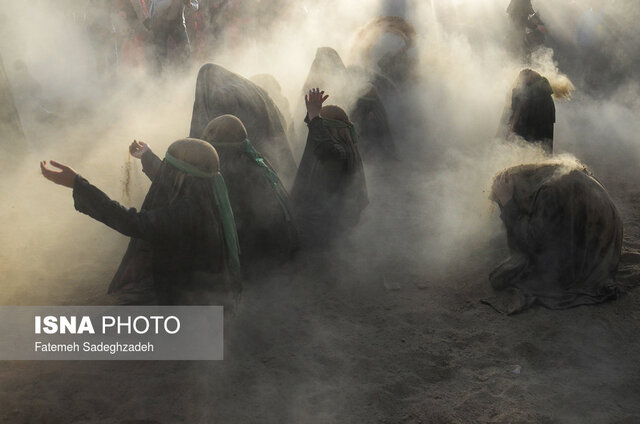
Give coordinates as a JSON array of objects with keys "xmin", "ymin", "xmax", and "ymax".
[
  {"xmin": 165, "ymin": 152, "xmax": 241, "ymax": 277},
  {"xmin": 322, "ymin": 117, "xmax": 359, "ymax": 145},
  {"xmin": 212, "ymin": 140, "xmax": 293, "ymax": 222}
]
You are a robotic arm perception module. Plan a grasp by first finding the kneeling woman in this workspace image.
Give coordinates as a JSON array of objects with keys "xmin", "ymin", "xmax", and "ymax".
[
  {"xmin": 40, "ymin": 138, "xmax": 241, "ymax": 306},
  {"xmin": 489, "ymin": 162, "xmax": 622, "ymax": 314},
  {"xmin": 291, "ymin": 88, "xmax": 369, "ymax": 248}
]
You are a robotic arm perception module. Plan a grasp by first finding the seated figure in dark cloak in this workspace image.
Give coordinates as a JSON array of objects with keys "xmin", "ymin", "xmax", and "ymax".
[
  {"xmin": 291, "ymin": 88, "xmax": 369, "ymax": 248},
  {"xmin": 189, "ymin": 63, "xmax": 297, "ymax": 187},
  {"xmin": 348, "ymin": 83, "xmax": 398, "ymax": 160},
  {"xmin": 40, "ymin": 138, "xmax": 241, "ymax": 306},
  {"xmin": 250, "ymin": 73, "xmax": 293, "ymax": 131},
  {"xmin": 300, "ymin": 47, "xmax": 397, "ymax": 161},
  {"xmin": 505, "ymin": 68, "xmax": 557, "ymax": 153},
  {"xmin": 139, "ymin": 115, "xmax": 298, "ymax": 278},
  {"xmin": 488, "ymin": 162, "xmax": 622, "ymax": 314}
]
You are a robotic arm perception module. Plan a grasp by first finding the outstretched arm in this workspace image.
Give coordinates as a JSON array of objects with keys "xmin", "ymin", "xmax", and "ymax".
[
  {"xmin": 40, "ymin": 160, "xmax": 78, "ymax": 188},
  {"xmin": 41, "ymin": 160, "xmax": 192, "ymax": 242}
]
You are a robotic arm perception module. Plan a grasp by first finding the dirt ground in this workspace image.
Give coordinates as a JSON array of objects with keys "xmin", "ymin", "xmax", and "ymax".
[{"xmin": 1, "ymin": 138, "xmax": 639, "ymax": 424}]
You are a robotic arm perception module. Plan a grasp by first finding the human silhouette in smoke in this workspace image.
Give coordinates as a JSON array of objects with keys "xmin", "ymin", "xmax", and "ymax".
[
  {"xmin": 291, "ymin": 88, "xmax": 368, "ymax": 248},
  {"xmin": 40, "ymin": 138, "xmax": 241, "ymax": 306},
  {"xmin": 506, "ymin": 68, "xmax": 556, "ymax": 153},
  {"xmin": 134, "ymin": 115, "xmax": 299, "ymax": 279},
  {"xmin": 506, "ymin": 0, "xmax": 548, "ymax": 59},
  {"xmin": 488, "ymin": 163, "xmax": 622, "ymax": 314},
  {"xmin": 145, "ymin": 0, "xmax": 199, "ymax": 72}
]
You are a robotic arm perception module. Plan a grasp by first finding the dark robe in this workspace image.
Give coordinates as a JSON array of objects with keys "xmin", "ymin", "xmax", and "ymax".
[
  {"xmin": 74, "ymin": 161, "xmax": 239, "ymax": 305},
  {"xmin": 143, "ymin": 146, "xmax": 298, "ymax": 277},
  {"xmin": 349, "ymin": 91, "xmax": 397, "ymax": 160},
  {"xmin": 488, "ymin": 164, "xmax": 622, "ymax": 314},
  {"xmin": 189, "ymin": 63, "xmax": 297, "ymax": 187},
  {"xmin": 302, "ymin": 47, "xmax": 348, "ymax": 96},
  {"xmin": 507, "ymin": 0, "xmax": 535, "ymax": 29},
  {"xmin": 510, "ymin": 76, "xmax": 555, "ymax": 153},
  {"xmin": 291, "ymin": 117, "xmax": 368, "ymax": 247},
  {"xmin": 300, "ymin": 48, "xmax": 397, "ymax": 160},
  {"xmin": 506, "ymin": 0, "xmax": 545, "ymax": 54}
]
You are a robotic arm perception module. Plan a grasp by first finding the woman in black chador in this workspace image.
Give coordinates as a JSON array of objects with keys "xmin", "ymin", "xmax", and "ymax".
[
  {"xmin": 134, "ymin": 116, "xmax": 298, "ymax": 279},
  {"xmin": 488, "ymin": 162, "xmax": 622, "ymax": 314},
  {"xmin": 506, "ymin": 68, "xmax": 556, "ymax": 153},
  {"xmin": 200, "ymin": 115, "xmax": 298, "ymax": 274},
  {"xmin": 506, "ymin": 0, "xmax": 547, "ymax": 58},
  {"xmin": 291, "ymin": 88, "xmax": 369, "ymax": 248},
  {"xmin": 40, "ymin": 138, "xmax": 241, "ymax": 306},
  {"xmin": 189, "ymin": 63, "xmax": 297, "ymax": 187}
]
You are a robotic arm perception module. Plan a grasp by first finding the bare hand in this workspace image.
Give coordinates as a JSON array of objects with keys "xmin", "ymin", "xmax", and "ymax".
[
  {"xmin": 40, "ymin": 160, "xmax": 78, "ymax": 189},
  {"xmin": 129, "ymin": 139, "xmax": 150, "ymax": 159},
  {"xmin": 305, "ymin": 88, "xmax": 329, "ymax": 120}
]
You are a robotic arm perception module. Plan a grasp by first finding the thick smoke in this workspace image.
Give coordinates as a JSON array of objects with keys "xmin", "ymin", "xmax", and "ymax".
[{"xmin": 0, "ymin": 0, "xmax": 639, "ymax": 422}]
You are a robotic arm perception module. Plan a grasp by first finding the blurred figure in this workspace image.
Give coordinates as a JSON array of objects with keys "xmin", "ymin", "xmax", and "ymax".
[
  {"xmin": 504, "ymin": 69, "xmax": 557, "ymax": 153},
  {"xmin": 488, "ymin": 162, "xmax": 622, "ymax": 314},
  {"xmin": 300, "ymin": 47, "xmax": 397, "ymax": 161},
  {"xmin": 350, "ymin": 16, "xmax": 417, "ymax": 86},
  {"xmin": 200, "ymin": 0, "xmax": 230, "ymax": 47},
  {"xmin": 574, "ymin": 2, "xmax": 604, "ymax": 49},
  {"xmin": 145, "ymin": 0, "xmax": 198, "ymax": 72},
  {"xmin": 348, "ymin": 83, "xmax": 397, "ymax": 160},
  {"xmin": 506, "ymin": 0, "xmax": 547, "ymax": 59},
  {"xmin": 0, "ymin": 55, "xmax": 26, "ymax": 156},
  {"xmin": 84, "ymin": 0, "xmax": 118, "ymax": 77},
  {"xmin": 574, "ymin": 3, "xmax": 610, "ymax": 92},
  {"xmin": 41, "ymin": 138, "xmax": 241, "ymax": 306},
  {"xmin": 113, "ymin": 0, "xmax": 149, "ymax": 70},
  {"xmin": 291, "ymin": 89, "xmax": 368, "ymax": 248},
  {"xmin": 10, "ymin": 60, "xmax": 57, "ymax": 124}
]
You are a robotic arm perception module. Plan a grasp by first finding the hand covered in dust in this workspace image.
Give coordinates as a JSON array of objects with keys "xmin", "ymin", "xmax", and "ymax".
[
  {"xmin": 129, "ymin": 140, "xmax": 150, "ymax": 159},
  {"xmin": 305, "ymin": 88, "xmax": 329, "ymax": 120},
  {"xmin": 40, "ymin": 160, "xmax": 78, "ymax": 189},
  {"xmin": 491, "ymin": 173, "xmax": 514, "ymax": 208}
]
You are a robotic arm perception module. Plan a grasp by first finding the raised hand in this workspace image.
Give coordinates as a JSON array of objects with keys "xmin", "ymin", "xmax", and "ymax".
[
  {"xmin": 129, "ymin": 139, "xmax": 150, "ymax": 159},
  {"xmin": 40, "ymin": 160, "xmax": 78, "ymax": 189},
  {"xmin": 305, "ymin": 88, "xmax": 329, "ymax": 120}
]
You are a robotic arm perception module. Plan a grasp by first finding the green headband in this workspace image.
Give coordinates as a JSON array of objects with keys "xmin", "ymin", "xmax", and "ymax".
[
  {"xmin": 322, "ymin": 118, "xmax": 359, "ymax": 144},
  {"xmin": 165, "ymin": 151, "xmax": 217, "ymax": 178},
  {"xmin": 322, "ymin": 117, "xmax": 353, "ymax": 129}
]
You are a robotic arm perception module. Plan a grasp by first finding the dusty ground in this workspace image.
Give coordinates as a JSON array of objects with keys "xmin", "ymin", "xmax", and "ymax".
[{"xmin": 1, "ymin": 142, "xmax": 639, "ymax": 423}]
